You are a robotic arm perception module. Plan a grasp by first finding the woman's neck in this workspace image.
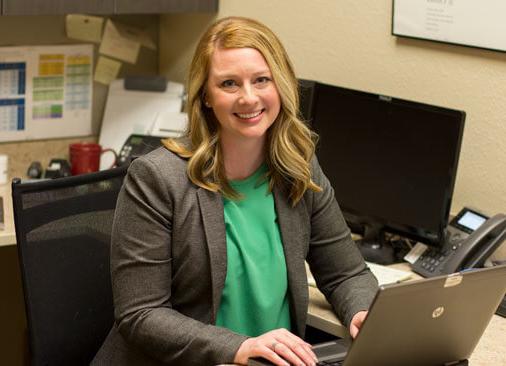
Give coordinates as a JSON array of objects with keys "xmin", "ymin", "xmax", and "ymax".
[{"xmin": 221, "ymin": 138, "xmax": 266, "ymax": 180}]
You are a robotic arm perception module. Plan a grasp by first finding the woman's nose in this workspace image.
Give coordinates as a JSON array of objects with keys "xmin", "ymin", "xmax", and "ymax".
[{"xmin": 238, "ymin": 84, "xmax": 259, "ymax": 105}]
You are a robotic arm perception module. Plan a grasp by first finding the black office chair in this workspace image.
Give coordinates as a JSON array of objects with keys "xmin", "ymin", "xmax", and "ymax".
[{"xmin": 12, "ymin": 166, "xmax": 128, "ymax": 366}]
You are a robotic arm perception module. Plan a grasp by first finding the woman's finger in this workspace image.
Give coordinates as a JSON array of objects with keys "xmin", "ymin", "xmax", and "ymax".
[
  {"xmin": 271, "ymin": 341, "xmax": 309, "ymax": 366},
  {"xmin": 275, "ymin": 330, "xmax": 318, "ymax": 363}
]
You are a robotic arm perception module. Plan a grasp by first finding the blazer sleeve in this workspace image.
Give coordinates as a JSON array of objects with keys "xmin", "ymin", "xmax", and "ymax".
[
  {"xmin": 305, "ymin": 157, "xmax": 379, "ymax": 328},
  {"xmin": 111, "ymin": 156, "xmax": 248, "ymax": 365}
]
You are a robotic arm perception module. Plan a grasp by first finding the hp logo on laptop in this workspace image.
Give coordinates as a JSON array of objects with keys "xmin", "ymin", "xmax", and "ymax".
[{"xmin": 432, "ymin": 306, "xmax": 445, "ymax": 318}]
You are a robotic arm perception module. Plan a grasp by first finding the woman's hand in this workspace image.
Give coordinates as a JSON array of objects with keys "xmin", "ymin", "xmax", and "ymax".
[
  {"xmin": 349, "ymin": 310, "xmax": 368, "ymax": 339},
  {"xmin": 233, "ymin": 328, "xmax": 318, "ymax": 366}
]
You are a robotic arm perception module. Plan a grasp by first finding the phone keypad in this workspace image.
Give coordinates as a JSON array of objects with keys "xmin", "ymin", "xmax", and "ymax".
[
  {"xmin": 117, "ymin": 144, "xmax": 133, "ymax": 166},
  {"xmin": 414, "ymin": 238, "xmax": 463, "ymax": 276}
]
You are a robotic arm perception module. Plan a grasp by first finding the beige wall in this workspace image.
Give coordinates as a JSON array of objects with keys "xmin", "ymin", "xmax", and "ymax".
[{"xmin": 159, "ymin": 0, "xmax": 506, "ymax": 217}]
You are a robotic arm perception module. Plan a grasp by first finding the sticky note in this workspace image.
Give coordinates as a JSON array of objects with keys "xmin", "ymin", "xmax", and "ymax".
[
  {"xmin": 94, "ymin": 56, "xmax": 121, "ymax": 85},
  {"xmin": 99, "ymin": 19, "xmax": 141, "ymax": 64},
  {"xmin": 66, "ymin": 14, "xmax": 104, "ymax": 43}
]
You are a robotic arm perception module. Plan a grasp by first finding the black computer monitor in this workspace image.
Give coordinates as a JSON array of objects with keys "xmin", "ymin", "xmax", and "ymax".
[{"xmin": 301, "ymin": 80, "xmax": 465, "ymax": 263}]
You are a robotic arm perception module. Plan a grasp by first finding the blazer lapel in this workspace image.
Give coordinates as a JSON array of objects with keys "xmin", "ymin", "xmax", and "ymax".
[
  {"xmin": 197, "ymin": 188, "xmax": 227, "ymax": 323},
  {"xmin": 273, "ymin": 185, "xmax": 309, "ymax": 336}
]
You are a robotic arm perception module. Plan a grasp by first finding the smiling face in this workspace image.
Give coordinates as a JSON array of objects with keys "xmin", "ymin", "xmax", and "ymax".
[{"xmin": 205, "ymin": 47, "xmax": 281, "ymax": 149}]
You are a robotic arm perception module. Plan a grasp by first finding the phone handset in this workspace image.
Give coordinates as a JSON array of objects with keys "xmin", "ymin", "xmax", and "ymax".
[{"xmin": 443, "ymin": 213, "xmax": 506, "ymax": 273}]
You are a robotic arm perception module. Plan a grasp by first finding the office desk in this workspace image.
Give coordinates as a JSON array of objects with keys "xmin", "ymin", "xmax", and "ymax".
[
  {"xmin": 0, "ymin": 184, "xmax": 16, "ymax": 246},
  {"xmin": 307, "ymin": 263, "xmax": 506, "ymax": 365}
]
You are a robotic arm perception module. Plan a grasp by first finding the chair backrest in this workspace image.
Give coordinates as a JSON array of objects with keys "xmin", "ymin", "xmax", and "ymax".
[{"xmin": 12, "ymin": 166, "xmax": 128, "ymax": 366}]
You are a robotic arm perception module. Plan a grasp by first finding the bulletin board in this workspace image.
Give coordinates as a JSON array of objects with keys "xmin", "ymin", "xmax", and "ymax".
[
  {"xmin": 0, "ymin": 44, "xmax": 93, "ymax": 142},
  {"xmin": 392, "ymin": 0, "xmax": 506, "ymax": 53}
]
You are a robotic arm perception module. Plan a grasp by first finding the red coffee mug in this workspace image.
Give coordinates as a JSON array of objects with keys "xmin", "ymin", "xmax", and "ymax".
[{"xmin": 69, "ymin": 143, "xmax": 117, "ymax": 175}]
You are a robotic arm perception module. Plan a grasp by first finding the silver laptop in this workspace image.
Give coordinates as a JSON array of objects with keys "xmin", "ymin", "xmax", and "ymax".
[{"xmin": 249, "ymin": 264, "xmax": 506, "ymax": 366}]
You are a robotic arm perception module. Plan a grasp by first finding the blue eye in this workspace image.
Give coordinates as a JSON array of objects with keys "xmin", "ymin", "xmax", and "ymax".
[
  {"xmin": 256, "ymin": 76, "xmax": 271, "ymax": 84},
  {"xmin": 221, "ymin": 80, "xmax": 236, "ymax": 88}
]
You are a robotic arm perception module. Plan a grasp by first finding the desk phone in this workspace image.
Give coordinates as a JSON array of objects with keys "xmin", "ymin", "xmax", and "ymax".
[
  {"xmin": 412, "ymin": 208, "xmax": 506, "ymax": 278},
  {"xmin": 117, "ymin": 134, "xmax": 164, "ymax": 166}
]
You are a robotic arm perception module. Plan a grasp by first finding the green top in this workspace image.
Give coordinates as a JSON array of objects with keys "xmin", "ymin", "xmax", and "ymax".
[{"xmin": 216, "ymin": 164, "xmax": 291, "ymax": 336}]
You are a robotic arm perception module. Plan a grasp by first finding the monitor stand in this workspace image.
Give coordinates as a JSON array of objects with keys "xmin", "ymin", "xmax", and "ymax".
[{"xmin": 355, "ymin": 224, "xmax": 396, "ymax": 265}]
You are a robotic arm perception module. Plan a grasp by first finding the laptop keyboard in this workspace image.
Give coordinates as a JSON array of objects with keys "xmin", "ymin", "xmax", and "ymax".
[{"xmin": 317, "ymin": 360, "xmax": 344, "ymax": 366}]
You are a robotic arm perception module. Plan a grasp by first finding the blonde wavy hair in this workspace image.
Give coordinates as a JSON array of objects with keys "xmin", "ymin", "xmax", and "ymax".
[{"xmin": 163, "ymin": 16, "xmax": 321, "ymax": 205}]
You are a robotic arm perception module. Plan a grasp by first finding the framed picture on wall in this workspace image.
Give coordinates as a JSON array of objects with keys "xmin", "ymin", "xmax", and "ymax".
[{"xmin": 392, "ymin": 0, "xmax": 506, "ymax": 53}]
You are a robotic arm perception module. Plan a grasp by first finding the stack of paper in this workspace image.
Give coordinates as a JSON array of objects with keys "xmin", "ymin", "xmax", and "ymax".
[{"xmin": 306, "ymin": 261, "xmax": 412, "ymax": 287}]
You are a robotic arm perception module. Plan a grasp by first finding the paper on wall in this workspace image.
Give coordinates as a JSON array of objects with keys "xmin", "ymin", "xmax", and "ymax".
[
  {"xmin": 65, "ymin": 14, "xmax": 104, "ymax": 43},
  {"xmin": 115, "ymin": 22, "xmax": 157, "ymax": 50},
  {"xmin": 99, "ymin": 19, "xmax": 140, "ymax": 64},
  {"xmin": 94, "ymin": 56, "xmax": 121, "ymax": 85},
  {"xmin": 0, "ymin": 44, "xmax": 93, "ymax": 142}
]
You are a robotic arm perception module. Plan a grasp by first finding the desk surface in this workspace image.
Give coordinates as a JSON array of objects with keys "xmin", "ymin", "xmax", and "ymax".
[
  {"xmin": 0, "ymin": 184, "xmax": 16, "ymax": 246},
  {"xmin": 307, "ymin": 263, "xmax": 506, "ymax": 365}
]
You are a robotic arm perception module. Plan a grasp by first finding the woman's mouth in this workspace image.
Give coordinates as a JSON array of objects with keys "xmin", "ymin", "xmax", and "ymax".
[{"xmin": 234, "ymin": 109, "xmax": 264, "ymax": 120}]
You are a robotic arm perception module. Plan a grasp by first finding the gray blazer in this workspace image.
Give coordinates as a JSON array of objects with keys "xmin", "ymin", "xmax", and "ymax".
[{"xmin": 92, "ymin": 147, "xmax": 378, "ymax": 366}]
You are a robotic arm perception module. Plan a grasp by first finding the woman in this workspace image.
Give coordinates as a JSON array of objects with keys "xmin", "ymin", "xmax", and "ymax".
[{"xmin": 93, "ymin": 16, "xmax": 378, "ymax": 366}]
